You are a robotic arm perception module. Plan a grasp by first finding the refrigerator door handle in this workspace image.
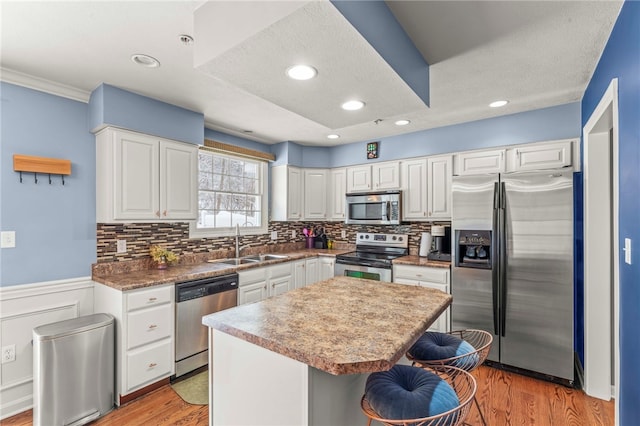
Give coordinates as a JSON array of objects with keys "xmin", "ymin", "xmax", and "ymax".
[
  {"xmin": 491, "ymin": 182, "xmax": 500, "ymax": 335},
  {"xmin": 500, "ymin": 182, "xmax": 507, "ymax": 337}
]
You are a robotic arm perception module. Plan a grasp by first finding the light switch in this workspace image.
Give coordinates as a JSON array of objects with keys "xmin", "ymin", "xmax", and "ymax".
[
  {"xmin": 271, "ymin": 231, "xmax": 277, "ymax": 240},
  {"xmin": 624, "ymin": 238, "xmax": 632, "ymax": 265},
  {"xmin": 116, "ymin": 239, "xmax": 127, "ymax": 253},
  {"xmin": 1, "ymin": 231, "xmax": 16, "ymax": 248}
]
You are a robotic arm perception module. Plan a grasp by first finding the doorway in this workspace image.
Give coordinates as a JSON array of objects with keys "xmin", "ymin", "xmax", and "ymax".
[{"xmin": 582, "ymin": 78, "xmax": 619, "ymax": 417}]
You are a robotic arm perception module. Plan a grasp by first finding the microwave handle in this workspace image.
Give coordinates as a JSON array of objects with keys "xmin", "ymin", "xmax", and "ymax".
[{"xmin": 382, "ymin": 201, "xmax": 390, "ymax": 221}]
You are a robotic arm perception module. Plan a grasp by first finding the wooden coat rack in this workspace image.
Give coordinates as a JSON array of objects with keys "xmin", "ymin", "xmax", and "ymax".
[{"xmin": 13, "ymin": 154, "xmax": 72, "ymax": 185}]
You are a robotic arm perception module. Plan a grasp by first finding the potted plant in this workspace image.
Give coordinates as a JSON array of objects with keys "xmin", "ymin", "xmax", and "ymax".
[{"xmin": 149, "ymin": 244, "xmax": 178, "ymax": 269}]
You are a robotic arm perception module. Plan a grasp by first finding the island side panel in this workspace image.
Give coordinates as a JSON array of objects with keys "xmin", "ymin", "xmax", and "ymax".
[{"xmin": 210, "ymin": 329, "xmax": 309, "ymax": 426}]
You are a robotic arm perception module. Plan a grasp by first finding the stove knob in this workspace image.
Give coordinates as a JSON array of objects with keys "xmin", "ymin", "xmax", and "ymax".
[
  {"xmin": 365, "ymin": 234, "xmax": 370, "ymax": 239},
  {"xmin": 392, "ymin": 236, "xmax": 397, "ymax": 241},
  {"xmin": 359, "ymin": 235, "xmax": 363, "ymax": 239},
  {"xmin": 398, "ymin": 236, "xmax": 403, "ymax": 241}
]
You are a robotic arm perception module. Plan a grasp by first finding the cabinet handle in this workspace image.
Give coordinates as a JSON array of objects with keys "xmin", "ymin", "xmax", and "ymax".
[
  {"xmin": 148, "ymin": 363, "xmax": 157, "ymax": 368},
  {"xmin": 148, "ymin": 297, "xmax": 157, "ymax": 302},
  {"xmin": 416, "ymin": 274, "xmax": 423, "ymax": 277},
  {"xmin": 162, "ymin": 210, "xmax": 167, "ymax": 217},
  {"xmin": 155, "ymin": 210, "xmax": 160, "ymax": 217},
  {"xmin": 148, "ymin": 324, "xmax": 157, "ymax": 330},
  {"xmin": 428, "ymin": 211, "xmax": 432, "ymax": 216}
]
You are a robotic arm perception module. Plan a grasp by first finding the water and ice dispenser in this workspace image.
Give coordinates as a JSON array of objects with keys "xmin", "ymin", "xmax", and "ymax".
[{"xmin": 455, "ymin": 230, "xmax": 492, "ymax": 269}]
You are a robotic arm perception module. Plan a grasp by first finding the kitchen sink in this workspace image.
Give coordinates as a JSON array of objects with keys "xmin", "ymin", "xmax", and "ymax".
[{"xmin": 207, "ymin": 253, "xmax": 289, "ymax": 266}]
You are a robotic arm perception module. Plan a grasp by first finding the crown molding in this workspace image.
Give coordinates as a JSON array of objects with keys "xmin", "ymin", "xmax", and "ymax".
[{"xmin": 0, "ymin": 67, "xmax": 91, "ymax": 103}]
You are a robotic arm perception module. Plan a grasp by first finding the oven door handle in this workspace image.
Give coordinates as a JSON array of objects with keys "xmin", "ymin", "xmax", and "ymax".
[{"xmin": 336, "ymin": 259, "xmax": 390, "ymax": 269}]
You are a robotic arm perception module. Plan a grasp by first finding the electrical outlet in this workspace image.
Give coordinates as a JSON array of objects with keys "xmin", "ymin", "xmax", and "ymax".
[
  {"xmin": 341, "ymin": 230, "xmax": 346, "ymax": 238},
  {"xmin": 2, "ymin": 344, "xmax": 16, "ymax": 363},
  {"xmin": 116, "ymin": 239, "xmax": 127, "ymax": 253},
  {"xmin": 1, "ymin": 231, "xmax": 16, "ymax": 248},
  {"xmin": 271, "ymin": 231, "xmax": 278, "ymax": 240},
  {"xmin": 291, "ymin": 230, "xmax": 296, "ymax": 239}
]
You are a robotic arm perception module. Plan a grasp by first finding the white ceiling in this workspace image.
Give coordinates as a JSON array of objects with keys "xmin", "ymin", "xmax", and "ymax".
[{"xmin": 0, "ymin": 1, "xmax": 622, "ymax": 147}]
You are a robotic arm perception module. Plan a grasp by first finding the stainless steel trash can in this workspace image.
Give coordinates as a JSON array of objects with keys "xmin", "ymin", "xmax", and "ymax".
[{"xmin": 33, "ymin": 313, "xmax": 115, "ymax": 426}]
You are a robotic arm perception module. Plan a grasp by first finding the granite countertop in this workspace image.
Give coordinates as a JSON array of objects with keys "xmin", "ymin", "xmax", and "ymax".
[
  {"xmin": 92, "ymin": 248, "xmax": 352, "ymax": 291},
  {"xmin": 202, "ymin": 276, "xmax": 452, "ymax": 375},
  {"xmin": 392, "ymin": 255, "xmax": 451, "ymax": 268}
]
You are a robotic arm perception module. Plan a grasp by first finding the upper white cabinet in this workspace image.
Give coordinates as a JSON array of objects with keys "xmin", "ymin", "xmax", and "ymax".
[
  {"xmin": 401, "ymin": 158, "xmax": 428, "ymax": 220},
  {"xmin": 304, "ymin": 169, "xmax": 328, "ymax": 220},
  {"xmin": 328, "ymin": 168, "xmax": 347, "ymax": 221},
  {"xmin": 427, "ymin": 155, "xmax": 452, "ymax": 219},
  {"xmin": 453, "ymin": 149, "xmax": 505, "ymax": 176},
  {"xmin": 346, "ymin": 162, "xmax": 400, "ymax": 192},
  {"xmin": 271, "ymin": 165, "xmax": 303, "ymax": 221},
  {"xmin": 506, "ymin": 139, "xmax": 574, "ymax": 172},
  {"xmin": 96, "ymin": 127, "xmax": 197, "ymax": 223}
]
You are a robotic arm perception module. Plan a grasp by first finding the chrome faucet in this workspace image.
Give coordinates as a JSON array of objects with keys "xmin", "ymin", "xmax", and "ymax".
[{"xmin": 235, "ymin": 224, "xmax": 240, "ymax": 258}]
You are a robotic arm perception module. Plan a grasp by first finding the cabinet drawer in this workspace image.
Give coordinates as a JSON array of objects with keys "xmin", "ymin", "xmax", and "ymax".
[
  {"xmin": 126, "ymin": 339, "xmax": 172, "ymax": 392},
  {"xmin": 393, "ymin": 265, "xmax": 449, "ymax": 284},
  {"xmin": 127, "ymin": 304, "xmax": 172, "ymax": 349},
  {"xmin": 127, "ymin": 285, "xmax": 172, "ymax": 312}
]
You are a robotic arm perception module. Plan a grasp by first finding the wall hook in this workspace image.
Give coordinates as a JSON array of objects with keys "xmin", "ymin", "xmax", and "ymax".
[
  {"xmin": 19, "ymin": 171, "xmax": 23, "ymax": 183},
  {"xmin": 62, "ymin": 175, "xmax": 65, "ymax": 185},
  {"xmin": 34, "ymin": 172, "xmax": 38, "ymax": 184},
  {"xmin": 49, "ymin": 173, "xmax": 52, "ymax": 184}
]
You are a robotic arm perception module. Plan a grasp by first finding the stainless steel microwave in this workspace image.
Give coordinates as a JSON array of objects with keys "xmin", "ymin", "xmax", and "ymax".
[{"xmin": 345, "ymin": 191, "xmax": 402, "ymax": 225}]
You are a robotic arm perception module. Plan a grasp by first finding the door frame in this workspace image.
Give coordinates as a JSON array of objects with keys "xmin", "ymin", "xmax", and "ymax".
[{"xmin": 582, "ymin": 78, "xmax": 619, "ymax": 417}]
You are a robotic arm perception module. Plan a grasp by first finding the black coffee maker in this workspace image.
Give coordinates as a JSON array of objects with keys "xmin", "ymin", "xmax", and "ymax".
[{"xmin": 427, "ymin": 225, "xmax": 451, "ymax": 261}]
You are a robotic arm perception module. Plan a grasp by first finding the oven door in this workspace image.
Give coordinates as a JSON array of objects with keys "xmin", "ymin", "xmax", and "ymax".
[{"xmin": 335, "ymin": 262, "xmax": 392, "ymax": 282}]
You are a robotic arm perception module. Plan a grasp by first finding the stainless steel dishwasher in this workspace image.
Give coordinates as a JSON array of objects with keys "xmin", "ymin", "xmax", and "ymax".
[{"xmin": 175, "ymin": 273, "xmax": 238, "ymax": 378}]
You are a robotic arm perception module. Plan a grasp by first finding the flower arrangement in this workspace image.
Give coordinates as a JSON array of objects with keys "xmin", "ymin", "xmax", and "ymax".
[{"xmin": 149, "ymin": 244, "xmax": 178, "ymax": 268}]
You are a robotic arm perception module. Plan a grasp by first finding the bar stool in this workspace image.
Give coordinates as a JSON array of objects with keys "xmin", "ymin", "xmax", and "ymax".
[
  {"xmin": 406, "ymin": 329, "xmax": 493, "ymax": 425},
  {"xmin": 361, "ymin": 364, "xmax": 476, "ymax": 426}
]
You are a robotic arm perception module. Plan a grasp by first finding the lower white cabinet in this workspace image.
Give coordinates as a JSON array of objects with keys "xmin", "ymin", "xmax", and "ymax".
[
  {"xmin": 305, "ymin": 258, "xmax": 319, "ymax": 285},
  {"xmin": 239, "ymin": 263, "xmax": 294, "ymax": 304},
  {"xmin": 393, "ymin": 265, "xmax": 450, "ymax": 333},
  {"xmin": 94, "ymin": 282, "xmax": 175, "ymax": 404},
  {"xmin": 318, "ymin": 257, "xmax": 335, "ymax": 281}
]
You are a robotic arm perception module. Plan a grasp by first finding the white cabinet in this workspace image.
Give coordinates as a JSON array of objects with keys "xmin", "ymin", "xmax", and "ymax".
[
  {"xmin": 96, "ymin": 127, "xmax": 198, "ymax": 223},
  {"xmin": 346, "ymin": 162, "xmax": 400, "ymax": 192},
  {"xmin": 94, "ymin": 283, "xmax": 174, "ymax": 404},
  {"xmin": 304, "ymin": 169, "xmax": 328, "ymax": 220},
  {"xmin": 271, "ymin": 165, "xmax": 303, "ymax": 221},
  {"xmin": 401, "ymin": 158, "xmax": 428, "ymax": 220},
  {"xmin": 393, "ymin": 265, "xmax": 450, "ymax": 333},
  {"xmin": 318, "ymin": 257, "xmax": 335, "ymax": 281},
  {"xmin": 294, "ymin": 260, "xmax": 306, "ymax": 289},
  {"xmin": 238, "ymin": 263, "xmax": 294, "ymax": 304},
  {"xmin": 328, "ymin": 168, "xmax": 347, "ymax": 221},
  {"xmin": 305, "ymin": 257, "xmax": 319, "ymax": 285},
  {"xmin": 453, "ymin": 149, "xmax": 505, "ymax": 176},
  {"xmin": 506, "ymin": 139, "xmax": 573, "ymax": 172},
  {"xmin": 427, "ymin": 155, "xmax": 452, "ymax": 219}
]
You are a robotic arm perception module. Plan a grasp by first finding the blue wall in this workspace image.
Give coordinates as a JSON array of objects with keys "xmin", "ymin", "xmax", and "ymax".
[
  {"xmin": 582, "ymin": 2, "xmax": 640, "ymax": 423},
  {"xmin": 0, "ymin": 83, "xmax": 96, "ymax": 286}
]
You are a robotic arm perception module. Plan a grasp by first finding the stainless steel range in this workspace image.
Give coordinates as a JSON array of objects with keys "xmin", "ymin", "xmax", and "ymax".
[{"xmin": 335, "ymin": 232, "xmax": 409, "ymax": 282}]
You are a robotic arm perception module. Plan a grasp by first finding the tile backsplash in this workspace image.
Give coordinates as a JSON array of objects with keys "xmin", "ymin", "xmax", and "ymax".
[{"xmin": 96, "ymin": 221, "xmax": 447, "ymax": 262}]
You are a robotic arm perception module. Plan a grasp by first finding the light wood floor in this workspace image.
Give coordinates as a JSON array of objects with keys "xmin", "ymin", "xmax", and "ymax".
[{"xmin": 1, "ymin": 366, "xmax": 613, "ymax": 426}]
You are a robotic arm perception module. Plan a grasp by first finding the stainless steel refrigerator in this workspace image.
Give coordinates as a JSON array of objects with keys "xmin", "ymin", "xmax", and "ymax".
[{"xmin": 451, "ymin": 169, "xmax": 574, "ymax": 386}]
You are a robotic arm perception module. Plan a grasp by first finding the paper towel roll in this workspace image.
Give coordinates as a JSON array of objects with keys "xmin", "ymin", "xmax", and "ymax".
[{"xmin": 419, "ymin": 232, "xmax": 432, "ymax": 257}]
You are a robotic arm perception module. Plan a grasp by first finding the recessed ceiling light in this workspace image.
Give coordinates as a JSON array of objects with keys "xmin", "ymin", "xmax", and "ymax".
[
  {"xmin": 489, "ymin": 100, "xmax": 509, "ymax": 108},
  {"xmin": 395, "ymin": 119, "xmax": 411, "ymax": 126},
  {"xmin": 341, "ymin": 100, "xmax": 365, "ymax": 111},
  {"xmin": 286, "ymin": 65, "xmax": 317, "ymax": 80},
  {"xmin": 131, "ymin": 54, "xmax": 160, "ymax": 68},
  {"xmin": 327, "ymin": 134, "xmax": 340, "ymax": 139}
]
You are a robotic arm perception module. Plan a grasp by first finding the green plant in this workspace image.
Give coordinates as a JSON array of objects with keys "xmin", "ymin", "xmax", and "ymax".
[{"xmin": 149, "ymin": 245, "xmax": 178, "ymax": 264}]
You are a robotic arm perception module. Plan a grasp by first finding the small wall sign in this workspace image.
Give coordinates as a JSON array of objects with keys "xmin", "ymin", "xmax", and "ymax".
[{"xmin": 367, "ymin": 142, "xmax": 379, "ymax": 159}]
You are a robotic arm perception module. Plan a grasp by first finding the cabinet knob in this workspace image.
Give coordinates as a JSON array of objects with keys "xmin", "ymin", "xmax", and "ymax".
[
  {"xmin": 148, "ymin": 297, "xmax": 157, "ymax": 302},
  {"xmin": 416, "ymin": 274, "xmax": 423, "ymax": 277},
  {"xmin": 155, "ymin": 211, "xmax": 160, "ymax": 217},
  {"xmin": 148, "ymin": 363, "xmax": 157, "ymax": 368},
  {"xmin": 162, "ymin": 210, "xmax": 167, "ymax": 217},
  {"xmin": 428, "ymin": 211, "xmax": 432, "ymax": 216},
  {"xmin": 148, "ymin": 324, "xmax": 157, "ymax": 330}
]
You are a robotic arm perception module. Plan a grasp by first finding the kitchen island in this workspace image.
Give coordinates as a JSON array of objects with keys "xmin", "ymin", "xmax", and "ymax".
[{"xmin": 202, "ymin": 276, "xmax": 452, "ymax": 426}]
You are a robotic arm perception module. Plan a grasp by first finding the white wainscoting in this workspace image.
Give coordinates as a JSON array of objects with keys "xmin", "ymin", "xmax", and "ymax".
[{"xmin": 0, "ymin": 277, "xmax": 94, "ymax": 420}]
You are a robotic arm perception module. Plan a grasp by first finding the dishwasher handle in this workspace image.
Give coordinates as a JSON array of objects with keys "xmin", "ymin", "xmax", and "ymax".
[{"xmin": 176, "ymin": 273, "xmax": 238, "ymax": 302}]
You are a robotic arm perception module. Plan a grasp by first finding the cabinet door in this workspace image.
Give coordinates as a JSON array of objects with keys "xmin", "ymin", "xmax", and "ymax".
[
  {"xmin": 373, "ymin": 162, "xmax": 400, "ymax": 190},
  {"xmin": 401, "ymin": 159, "xmax": 428, "ymax": 220},
  {"xmin": 238, "ymin": 281, "xmax": 267, "ymax": 305},
  {"xmin": 418, "ymin": 281, "xmax": 450, "ymax": 333},
  {"xmin": 160, "ymin": 140, "xmax": 198, "ymax": 220},
  {"xmin": 427, "ymin": 155, "xmax": 452, "ymax": 219},
  {"xmin": 318, "ymin": 257, "xmax": 335, "ymax": 281},
  {"xmin": 454, "ymin": 149, "xmax": 505, "ymax": 176},
  {"xmin": 507, "ymin": 140, "xmax": 573, "ymax": 172},
  {"xmin": 293, "ymin": 260, "xmax": 306, "ymax": 289},
  {"xmin": 126, "ymin": 339, "xmax": 173, "ymax": 392},
  {"xmin": 329, "ymin": 168, "xmax": 347, "ymax": 220},
  {"xmin": 115, "ymin": 131, "xmax": 159, "ymax": 220},
  {"xmin": 305, "ymin": 258, "xmax": 319, "ymax": 285},
  {"xmin": 269, "ymin": 275, "xmax": 293, "ymax": 297},
  {"xmin": 304, "ymin": 169, "xmax": 328, "ymax": 219},
  {"xmin": 347, "ymin": 166, "xmax": 371, "ymax": 192},
  {"xmin": 288, "ymin": 167, "xmax": 303, "ymax": 220}
]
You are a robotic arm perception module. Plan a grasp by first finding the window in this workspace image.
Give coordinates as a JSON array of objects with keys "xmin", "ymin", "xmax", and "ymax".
[{"xmin": 191, "ymin": 149, "xmax": 267, "ymax": 236}]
